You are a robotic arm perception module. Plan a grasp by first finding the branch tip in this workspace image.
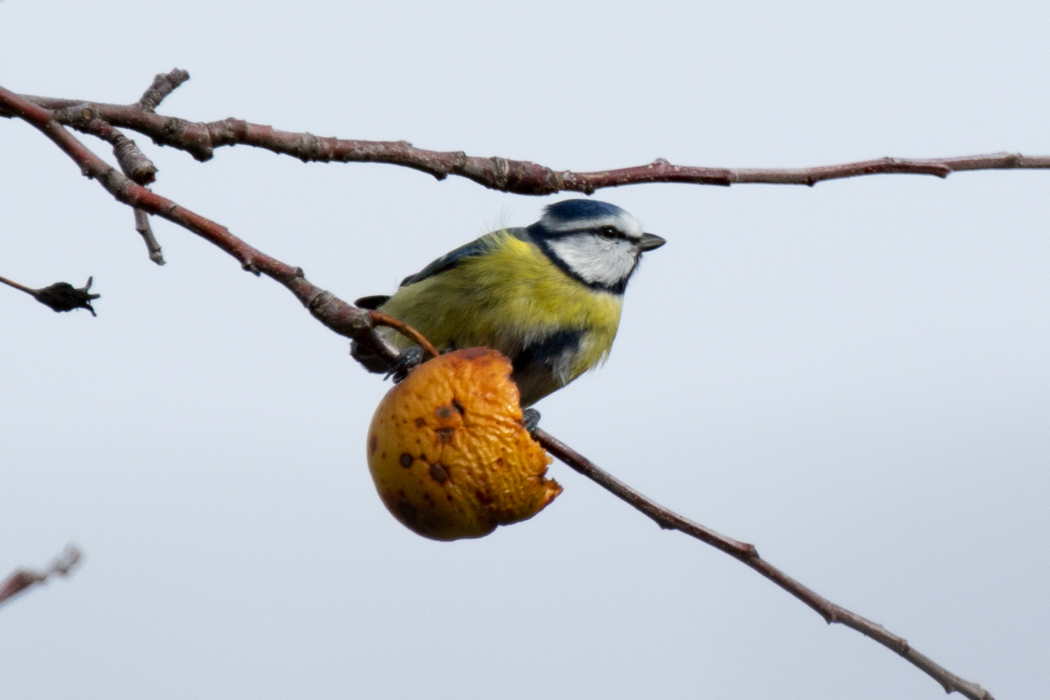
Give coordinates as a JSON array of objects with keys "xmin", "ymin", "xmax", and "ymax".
[
  {"xmin": 0, "ymin": 274, "xmax": 100, "ymax": 316},
  {"xmin": 134, "ymin": 209, "xmax": 165, "ymax": 265},
  {"xmin": 138, "ymin": 68, "xmax": 190, "ymax": 112},
  {"xmin": 0, "ymin": 544, "xmax": 83, "ymax": 608},
  {"xmin": 534, "ymin": 426, "xmax": 993, "ymax": 700},
  {"xmin": 0, "ymin": 72, "xmax": 1004, "ymax": 700}
]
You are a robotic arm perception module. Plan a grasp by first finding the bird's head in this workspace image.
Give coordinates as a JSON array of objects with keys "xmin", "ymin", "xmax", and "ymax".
[{"xmin": 525, "ymin": 199, "xmax": 666, "ymax": 294}]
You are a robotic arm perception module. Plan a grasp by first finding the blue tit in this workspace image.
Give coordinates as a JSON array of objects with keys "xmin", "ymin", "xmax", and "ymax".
[{"xmin": 353, "ymin": 199, "xmax": 666, "ymax": 407}]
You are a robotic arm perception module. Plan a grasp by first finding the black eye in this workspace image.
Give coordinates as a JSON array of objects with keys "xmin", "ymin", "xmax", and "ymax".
[{"xmin": 599, "ymin": 226, "xmax": 618, "ymax": 239}]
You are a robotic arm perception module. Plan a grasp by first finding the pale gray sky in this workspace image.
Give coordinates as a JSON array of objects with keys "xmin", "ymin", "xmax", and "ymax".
[{"xmin": 1, "ymin": 1, "xmax": 1048, "ymax": 698}]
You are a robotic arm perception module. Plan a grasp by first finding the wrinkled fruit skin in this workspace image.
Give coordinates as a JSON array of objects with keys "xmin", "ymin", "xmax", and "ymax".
[{"xmin": 367, "ymin": 347, "xmax": 562, "ymax": 541}]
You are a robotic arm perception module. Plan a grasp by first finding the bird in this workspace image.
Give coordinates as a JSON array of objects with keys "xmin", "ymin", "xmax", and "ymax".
[{"xmin": 352, "ymin": 199, "xmax": 666, "ymax": 409}]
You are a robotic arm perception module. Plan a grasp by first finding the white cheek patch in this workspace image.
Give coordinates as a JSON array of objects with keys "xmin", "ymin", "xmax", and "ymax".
[{"xmin": 547, "ymin": 235, "xmax": 638, "ymax": 287}]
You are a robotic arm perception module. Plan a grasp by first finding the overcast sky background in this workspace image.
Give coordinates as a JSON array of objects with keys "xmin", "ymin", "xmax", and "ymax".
[{"xmin": 1, "ymin": 2, "xmax": 1048, "ymax": 698}]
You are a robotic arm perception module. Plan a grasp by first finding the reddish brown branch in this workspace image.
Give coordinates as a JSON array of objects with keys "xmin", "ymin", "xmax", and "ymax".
[
  {"xmin": 369, "ymin": 311, "xmax": 439, "ymax": 359},
  {"xmin": 2, "ymin": 74, "xmax": 1047, "ymax": 194},
  {"xmin": 0, "ymin": 85, "xmax": 399, "ymax": 363},
  {"xmin": 535, "ymin": 430, "xmax": 992, "ymax": 700},
  {"xmin": 0, "ymin": 545, "xmax": 82, "ymax": 608},
  {"xmin": 52, "ymin": 103, "xmax": 157, "ymax": 184},
  {"xmin": 48, "ymin": 102, "xmax": 165, "ymax": 264},
  {"xmin": 0, "ymin": 78, "xmax": 997, "ymax": 699}
]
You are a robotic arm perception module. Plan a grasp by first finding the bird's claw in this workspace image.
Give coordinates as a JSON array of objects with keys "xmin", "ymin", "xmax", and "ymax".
[
  {"xmin": 385, "ymin": 345, "xmax": 426, "ymax": 383},
  {"xmin": 522, "ymin": 408, "xmax": 541, "ymax": 434}
]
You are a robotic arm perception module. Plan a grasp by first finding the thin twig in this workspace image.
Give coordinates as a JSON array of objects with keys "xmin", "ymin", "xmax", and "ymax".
[
  {"xmin": 369, "ymin": 310, "xmax": 440, "ymax": 359},
  {"xmin": 533, "ymin": 429, "xmax": 992, "ymax": 700},
  {"xmin": 48, "ymin": 102, "xmax": 165, "ymax": 264},
  {"xmin": 134, "ymin": 209, "xmax": 165, "ymax": 265},
  {"xmin": 0, "ymin": 79, "xmax": 996, "ymax": 699},
  {"xmin": 0, "ymin": 274, "xmax": 100, "ymax": 315},
  {"xmin": 0, "ymin": 80, "xmax": 1047, "ymax": 194},
  {"xmin": 0, "ymin": 274, "xmax": 37, "ymax": 295},
  {"xmin": 0, "ymin": 84, "xmax": 398, "ymax": 362},
  {"xmin": 136, "ymin": 68, "xmax": 190, "ymax": 113},
  {"xmin": 0, "ymin": 544, "xmax": 83, "ymax": 608}
]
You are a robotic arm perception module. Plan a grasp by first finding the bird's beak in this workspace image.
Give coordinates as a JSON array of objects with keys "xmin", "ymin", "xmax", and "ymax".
[{"xmin": 638, "ymin": 233, "xmax": 667, "ymax": 252}]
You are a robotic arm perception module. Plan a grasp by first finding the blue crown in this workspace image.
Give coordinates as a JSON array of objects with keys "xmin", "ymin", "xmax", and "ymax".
[{"xmin": 542, "ymin": 199, "xmax": 627, "ymax": 224}]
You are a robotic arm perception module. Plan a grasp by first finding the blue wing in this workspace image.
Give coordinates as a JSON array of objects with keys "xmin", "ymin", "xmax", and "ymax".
[{"xmin": 399, "ymin": 234, "xmax": 497, "ymax": 287}]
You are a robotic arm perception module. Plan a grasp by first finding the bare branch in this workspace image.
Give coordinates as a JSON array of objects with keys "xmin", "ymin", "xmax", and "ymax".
[
  {"xmin": 0, "ymin": 84, "xmax": 399, "ymax": 362},
  {"xmin": 0, "ymin": 274, "xmax": 37, "ymax": 296},
  {"xmin": 134, "ymin": 209, "xmax": 165, "ymax": 265},
  {"xmin": 0, "ymin": 545, "xmax": 83, "ymax": 609},
  {"xmin": 0, "ymin": 274, "xmax": 100, "ymax": 316},
  {"xmin": 52, "ymin": 103, "xmax": 157, "ymax": 184},
  {"xmin": 124, "ymin": 70, "xmax": 187, "ymax": 264},
  {"xmin": 3, "ymin": 82, "xmax": 1048, "ymax": 194},
  {"xmin": 48, "ymin": 101, "xmax": 166, "ymax": 264},
  {"xmin": 136, "ymin": 68, "xmax": 190, "ymax": 113},
  {"xmin": 534, "ymin": 429, "xmax": 993, "ymax": 700},
  {"xmin": 0, "ymin": 78, "xmax": 999, "ymax": 699}
]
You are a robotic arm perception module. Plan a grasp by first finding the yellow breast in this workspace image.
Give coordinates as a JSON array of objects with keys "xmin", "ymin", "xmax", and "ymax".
[{"xmin": 379, "ymin": 230, "xmax": 623, "ymax": 382}]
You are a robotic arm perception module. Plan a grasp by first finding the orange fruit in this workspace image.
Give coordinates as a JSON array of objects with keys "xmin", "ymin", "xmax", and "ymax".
[{"xmin": 366, "ymin": 347, "xmax": 561, "ymax": 540}]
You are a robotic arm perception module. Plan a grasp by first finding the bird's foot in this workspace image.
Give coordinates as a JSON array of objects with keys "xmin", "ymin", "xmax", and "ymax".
[
  {"xmin": 385, "ymin": 345, "xmax": 426, "ymax": 383},
  {"xmin": 522, "ymin": 408, "xmax": 541, "ymax": 434}
]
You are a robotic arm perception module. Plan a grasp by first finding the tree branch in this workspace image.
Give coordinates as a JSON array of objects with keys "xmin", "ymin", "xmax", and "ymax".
[
  {"xmin": 49, "ymin": 102, "xmax": 165, "ymax": 264},
  {"xmin": 134, "ymin": 209, "xmax": 165, "ymax": 266},
  {"xmin": 534, "ymin": 430, "xmax": 992, "ymax": 700},
  {"xmin": 136, "ymin": 68, "xmax": 190, "ymax": 113},
  {"xmin": 0, "ymin": 77, "xmax": 997, "ymax": 699},
  {"xmin": 0, "ymin": 274, "xmax": 100, "ymax": 315},
  {"xmin": 0, "ymin": 84, "xmax": 399, "ymax": 363},
  {"xmin": 2, "ymin": 72, "xmax": 1047, "ymax": 195},
  {"xmin": 0, "ymin": 545, "xmax": 82, "ymax": 608}
]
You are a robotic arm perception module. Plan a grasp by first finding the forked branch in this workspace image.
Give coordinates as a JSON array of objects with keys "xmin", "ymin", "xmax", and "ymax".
[
  {"xmin": 3, "ymin": 69, "xmax": 1049, "ymax": 195},
  {"xmin": 0, "ymin": 76, "xmax": 995, "ymax": 699}
]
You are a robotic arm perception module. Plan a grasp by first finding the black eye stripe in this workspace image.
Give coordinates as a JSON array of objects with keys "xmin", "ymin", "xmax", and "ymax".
[
  {"xmin": 539, "ymin": 226, "xmax": 634, "ymax": 243},
  {"xmin": 594, "ymin": 226, "xmax": 628, "ymax": 240}
]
